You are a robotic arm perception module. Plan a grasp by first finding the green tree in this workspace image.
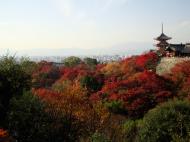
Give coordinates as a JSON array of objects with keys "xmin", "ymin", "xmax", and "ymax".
[
  {"xmin": 123, "ymin": 120, "xmax": 141, "ymax": 142},
  {"xmin": 8, "ymin": 92, "xmax": 50, "ymax": 142},
  {"xmin": 138, "ymin": 100, "xmax": 190, "ymax": 142},
  {"xmin": 19, "ymin": 57, "xmax": 38, "ymax": 75},
  {"xmin": 80, "ymin": 75, "xmax": 103, "ymax": 92},
  {"xmin": 83, "ymin": 57, "xmax": 98, "ymax": 67},
  {"xmin": 9, "ymin": 90, "xmax": 94, "ymax": 142},
  {"xmin": 0, "ymin": 56, "xmax": 31, "ymax": 126},
  {"xmin": 63, "ymin": 56, "xmax": 82, "ymax": 67}
]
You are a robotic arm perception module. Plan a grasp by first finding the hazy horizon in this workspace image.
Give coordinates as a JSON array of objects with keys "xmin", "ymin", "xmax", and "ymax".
[
  {"xmin": 0, "ymin": 0, "xmax": 190, "ymax": 56},
  {"xmin": 1, "ymin": 41, "xmax": 153, "ymax": 56}
]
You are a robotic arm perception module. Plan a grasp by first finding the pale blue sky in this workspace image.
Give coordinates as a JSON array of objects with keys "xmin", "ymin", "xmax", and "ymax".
[{"xmin": 0, "ymin": 0, "xmax": 190, "ymax": 56}]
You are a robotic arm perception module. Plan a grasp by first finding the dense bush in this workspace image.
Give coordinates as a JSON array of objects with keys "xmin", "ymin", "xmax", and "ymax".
[
  {"xmin": 138, "ymin": 100, "xmax": 190, "ymax": 142},
  {"xmin": 123, "ymin": 120, "xmax": 140, "ymax": 142},
  {"xmin": 80, "ymin": 75, "xmax": 103, "ymax": 92},
  {"xmin": 8, "ymin": 92, "xmax": 50, "ymax": 142}
]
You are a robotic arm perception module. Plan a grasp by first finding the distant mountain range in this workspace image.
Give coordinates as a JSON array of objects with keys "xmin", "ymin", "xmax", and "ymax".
[{"xmin": 1, "ymin": 42, "xmax": 153, "ymax": 57}]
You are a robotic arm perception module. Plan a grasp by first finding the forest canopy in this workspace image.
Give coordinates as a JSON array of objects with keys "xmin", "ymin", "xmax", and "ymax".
[{"xmin": 0, "ymin": 53, "xmax": 190, "ymax": 142}]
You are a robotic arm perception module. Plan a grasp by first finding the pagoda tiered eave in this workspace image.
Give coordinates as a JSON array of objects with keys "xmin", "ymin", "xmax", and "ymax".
[
  {"xmin": 155, "ymin": 42, "xmax": 169, "ymax": 47},
  {"xmin": 154, "ymin": 33, "xmax": 172, "ymax": 41}
]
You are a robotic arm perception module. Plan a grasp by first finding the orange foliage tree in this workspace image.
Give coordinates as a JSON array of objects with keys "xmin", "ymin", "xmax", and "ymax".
[
  {"xmin": 0, "ymin": 129, "xmax": 8, "ymax": 138},
  {"xmin": 34, "ymin": 82, "xmax": 110, "ymax": 141},
  {"xmin": 0, "ymin": 129, "xmax": 13, "ymax": 142}
]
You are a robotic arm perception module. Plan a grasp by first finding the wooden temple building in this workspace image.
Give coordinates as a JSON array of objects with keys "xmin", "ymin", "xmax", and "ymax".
[{"xmin": 154, "ymin": 24, "xmax": 190, "ymax": 57}]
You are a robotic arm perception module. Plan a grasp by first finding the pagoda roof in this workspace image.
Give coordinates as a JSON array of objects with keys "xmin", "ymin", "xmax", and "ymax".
[
  {"xmin": 154, "ymin": 33, "xmax": 172, "ymax": 41},
  {"xmin": 155, "ymin": 41, "xmax": 169, "ymax": 47}
]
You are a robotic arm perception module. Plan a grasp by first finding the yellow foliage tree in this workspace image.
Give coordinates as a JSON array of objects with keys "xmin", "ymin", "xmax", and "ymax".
[
  {"xmin": 101, "ymin": 62, "xmax": 122, "ymax": 77},
  {"xmin": 42, "ymin": 81, "xmax": 110, "ymax": 140}
]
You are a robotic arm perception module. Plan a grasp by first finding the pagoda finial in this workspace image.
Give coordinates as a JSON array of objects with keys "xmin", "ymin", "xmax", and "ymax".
[{"xmin": 162, "ymin": 23, "xmax": 163, "ymax": 33}]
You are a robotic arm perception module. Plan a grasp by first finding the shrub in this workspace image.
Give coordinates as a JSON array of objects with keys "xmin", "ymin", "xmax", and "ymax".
[
  {"xmin": 8, "ymin": 92, "xmax": 49, "ymax": 142},
  {"xmin": 138, "ymin": 100, "xmax": 190, "ymax": 142},
  {"xmin": 123, "ymin": 120, "xmax": 141, "ymax": 142}
]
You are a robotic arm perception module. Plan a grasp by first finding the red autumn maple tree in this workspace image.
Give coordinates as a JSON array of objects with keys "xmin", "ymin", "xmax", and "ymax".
[
  {"xmin": 135, "ymin": 52, "xmax": 159, "ymax": 71},
  {"xmin": 92, "ymin": 71, "xmax": 173, "ymax": 118},
  {"xmin": 32, "ymin": 61, "xmax": 60, "ymax": 88}
]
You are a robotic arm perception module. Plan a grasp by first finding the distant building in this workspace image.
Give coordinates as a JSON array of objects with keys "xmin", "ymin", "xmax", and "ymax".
[
  {"xmin": 154, "ymin": 24, "xmax": 190, "ymax": 57},
  {"xmin": 166, "ymin": 43, "xmax": 190, "ymax": 56}
]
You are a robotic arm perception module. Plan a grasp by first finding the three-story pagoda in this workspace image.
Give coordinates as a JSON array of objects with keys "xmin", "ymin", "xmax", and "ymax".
[{"xmin": 154, "ymin": 24, "xmax": 172, "ymax": 54}]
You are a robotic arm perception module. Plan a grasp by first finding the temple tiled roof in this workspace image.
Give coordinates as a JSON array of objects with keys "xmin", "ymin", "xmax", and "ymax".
[
  {"xmin": 155, "ymin": 33, "xmax": 172, "ymax": 41},
  {"xmin": 182, "ymin": 44, "xmax": 190, "ymax": 53},
  {"xmin": 166, "ymin": 43, "xmax": 190, "ymax": 54}
]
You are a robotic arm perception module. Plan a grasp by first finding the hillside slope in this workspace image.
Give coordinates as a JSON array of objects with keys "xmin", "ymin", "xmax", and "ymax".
[{"xmin": 156, "ymin": 57, "xmax": 190, "ymax": 75}]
